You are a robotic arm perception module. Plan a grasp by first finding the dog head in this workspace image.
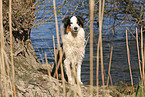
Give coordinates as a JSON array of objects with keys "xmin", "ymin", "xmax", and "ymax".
[{"xmin": 63, "ymin": 16, "xmax": 84, "ymax": 34}]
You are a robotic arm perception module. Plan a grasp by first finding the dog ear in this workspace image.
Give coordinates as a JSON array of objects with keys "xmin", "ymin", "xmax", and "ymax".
[
  {"xmin": 62, "ymin": 16, "xmax": 70, "ymax": 27},
  {"xmin": 76, "ymin": 15, "xmax": 84, "ymax": 27}
]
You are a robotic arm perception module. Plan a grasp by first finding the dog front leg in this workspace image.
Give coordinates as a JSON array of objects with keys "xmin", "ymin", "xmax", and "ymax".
[{"xmin": 77, "ymin": 61, "xmax": 83, "ymax": 84}]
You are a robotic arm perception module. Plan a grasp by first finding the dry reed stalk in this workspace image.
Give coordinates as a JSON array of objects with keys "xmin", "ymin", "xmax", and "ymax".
[
  {"xmin": 53, "ymin": 36, "xmax": 60, "ymax": 96},
  {"xmin": 9, "ymin": 0, "xmax": 16, "ymax": 96},
  {"xmin": 53, "ymin": 52, "xmax": 65, "ymax": 78},
  {"xmin": 59, "ymin": 47, "xmax": 66, "ymax": 97},
  {"xmin": 53, "ymin": 0, "xmax": 60, "ymax": 48},
  {"xmin": 0, "ymin": 57, "xmax": 4, "ymax": 97},
  {"xmin": 45, "ymin": 52, "xmax": 55, "ymax": 96},
  {"xmin": 140, "ymin": 26, "xmax": 144, "ymax": 95},
  {"xmin": 136, "ymin": 28, "xmax": 142, "ymax": 79},
  {"xmin": 53, "ymin": 50, "xmax": 66, "ymax": 79},
  {"xmin": 53, "ymin": 35, "xmax": 56, "ymax": 68},
  {"xmin": 96, "ymin": 39, "xmax": 100, "ymax": 97},
  {"xmin": 0, "ymin": 1, "xmax": 9, "ymax": 96},
  {"xmin": 5, "ymin": 52, "xmax": 13, "ymax": 96},
  {"xmin": 99, "ymin": 0, "xmax": 105, "ymax": 86},
  {"xmin": 56, "ymin": 54, "xmax": 60, "ymax": 96},
  {"xmin": 0, "ymin": 75, "xmax": 4, "ymax": 97},
  {"xmin": 45, "ymin": 53, "xmax": 51, "ymax": 76},
  {"xmin": 144, "ymin": 43, "xmax": 145, "ymax": 94},
  {"xmin": 126, "ymin": 30, "xmax": 134, "ymax": 92},
  {"xmin": 53, "ymin": 35, "xmax": 58, "ymax": 77},
  {"xmin": 52, "ymin": 5, "xmax": 62, "ymax": 96},
  {"xmin": 89, "ymin": 0, "xmax": 94, "ymax": 96},
  {"xmin": 109, "ymin": 73, "xmax": 113, "ymax": 85},
  {"xmin": 141, "ymin": 26, "xmax": 144, "ymax": 80},
  {"xmin": 96, "ymin": 0, "xmax": 105, "ymax": 95},
  {"xmin": 106, "ymin": 46, "xmax": 113, "ymax": 86}
]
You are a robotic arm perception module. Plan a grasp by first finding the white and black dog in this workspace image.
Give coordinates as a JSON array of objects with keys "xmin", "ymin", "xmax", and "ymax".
[
  {"xmin": 51, "ymin": 16, "xmax": 85, "ymax": 84},
  {"xmin": 61, "ymin": 16, "xmax": 86, "ymax": 84}
]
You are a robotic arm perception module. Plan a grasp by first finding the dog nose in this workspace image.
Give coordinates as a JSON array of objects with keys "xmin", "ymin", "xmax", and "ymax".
[{"xmin": 74, "ymin": 27, "xmax": 78, "ymax": 30}]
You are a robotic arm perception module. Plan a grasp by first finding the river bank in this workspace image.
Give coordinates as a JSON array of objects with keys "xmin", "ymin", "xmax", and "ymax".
[{"xmin": 0, "ymin": 0, "xmax": 144, "ymax": 96}]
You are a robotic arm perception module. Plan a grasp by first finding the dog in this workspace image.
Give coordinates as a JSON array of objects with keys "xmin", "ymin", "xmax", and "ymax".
[
  {"xmin": 51, "ymin": 15, "xmax": 85, "ymax": 84},
  {"xmin": 61, "ymin": 16, "xmax": 86, "ymax": 84}
]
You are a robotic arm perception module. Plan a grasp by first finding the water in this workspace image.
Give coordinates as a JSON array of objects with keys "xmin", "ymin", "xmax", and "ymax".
[{"xmin": 31, "ymin": 0, "xmax": 144, "ymax": 85}]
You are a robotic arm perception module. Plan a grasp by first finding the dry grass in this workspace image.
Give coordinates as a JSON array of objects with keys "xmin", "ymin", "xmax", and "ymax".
[{"xmin": 0, "ymin": 0, "xmax": 145, "ymax": 96}]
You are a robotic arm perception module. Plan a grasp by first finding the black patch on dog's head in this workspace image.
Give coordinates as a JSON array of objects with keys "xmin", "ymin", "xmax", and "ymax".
[
  {"xmin": 62, "ymin": 16, "xmax": 70, "ymax": 28},
  {"xmin": 62, "ymin": 16, "xmax": 70, "ymax": 34},
  {"xmin": 76, "ymin": 15, "xmax": 84, "ymax": 28}
]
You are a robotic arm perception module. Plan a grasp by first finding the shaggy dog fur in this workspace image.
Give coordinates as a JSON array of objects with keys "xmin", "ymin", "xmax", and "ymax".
[{"xmin": 51, "ymin": 16, "xmax": 85, "ymax": 84}]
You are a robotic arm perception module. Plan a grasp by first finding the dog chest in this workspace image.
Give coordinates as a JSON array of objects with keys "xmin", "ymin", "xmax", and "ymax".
[{"xmin": 62, "ymin": 32, "xmax": 85, "ymax": 61}]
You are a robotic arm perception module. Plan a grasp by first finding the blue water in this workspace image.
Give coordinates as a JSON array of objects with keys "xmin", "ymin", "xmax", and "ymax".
[{"xmin": 31, "ymin": 0, "xmax": 144, "ymax": 85}]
